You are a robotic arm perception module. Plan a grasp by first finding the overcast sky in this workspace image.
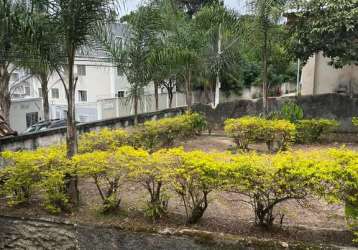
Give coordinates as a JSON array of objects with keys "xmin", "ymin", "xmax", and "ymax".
[{"xmin": 120, "ymin": 0, "xmax": 248, "ymax": 16}]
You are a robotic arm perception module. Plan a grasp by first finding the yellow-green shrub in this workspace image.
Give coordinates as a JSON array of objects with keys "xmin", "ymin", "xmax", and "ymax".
[
  {"xmin": 79, "ymin": 128, "xmax": 129, "ymax": 153},
  {"xmin": 77, "ymin": 113, "xmax": 207, "ymax": 153},
  {"xmin": 167, "ymin": 148, "xmax": 230, "ymax": 224},
  {"xmin": 36, "ymin": 147, "xmax": 71, "ymax": 214},
  {"xmin": 352, "ymin": 117, "xmax": 358, "ymax": 127},
  {"xmin": 224, "ymin": 116, "xmax": 296, "ymax": 152},
  {"xmin": 225, "ymin": 151, "xmax": 320, "ymax": 228},
  {"xmin": 324, "ymin": 148, "xmax": 358, "ymax": 240},
  {"xmin": 0, "ymin": 150, "xmax": 44, "ymax": 206},
  {"xmin": 224, "ymin": 117, "xmax": 264, "ymax": 150},
  {"xmin": 128, "ymin": 149, "xmax": 174, "ymax": 221},
  {"xmin": 74, "ymin": 146, "xmax": 146, "ymax": 213},
  {"xmin": 0, "ymin": 146, "xmax": 70, "ymax": 213},
  {"xmin": 296, "ymin": 119, "xmax": 339, "ymax": 143},
  {"xmin": 132, "ymin": 113, "xmax": 207, "ymax": 151}
]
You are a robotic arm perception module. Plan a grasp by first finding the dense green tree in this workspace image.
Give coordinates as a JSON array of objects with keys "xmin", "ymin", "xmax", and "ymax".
[
  {"xmin": 289, "ymin": 0, "xmax": 358, "ymax": 68},
  {"xmin": 174, "ymin": 0, "xmax": 218, "ymax": 17}
]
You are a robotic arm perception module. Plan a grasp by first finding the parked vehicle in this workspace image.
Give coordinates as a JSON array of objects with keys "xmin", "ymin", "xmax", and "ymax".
[{"xmin": 23, "ymin": 119, "xmax": 73, "ymax": 134}]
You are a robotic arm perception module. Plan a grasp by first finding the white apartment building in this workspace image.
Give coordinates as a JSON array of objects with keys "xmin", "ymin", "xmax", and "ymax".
[{"xmin": 9, "ymin": 24, "xmax": 158, "ymax": 133}]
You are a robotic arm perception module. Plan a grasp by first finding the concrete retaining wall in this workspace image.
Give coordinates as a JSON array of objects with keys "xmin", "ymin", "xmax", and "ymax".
[
  {"xmin": 194, "ymin": 94, "xmax": 358, "ymax": 133},
  {"xmin": 0, "ymin": 107, "xmax": 186, "ymax": 152},
  {"xmin": 2, "ymin": 94, "xmax": 358, "ymax": 152}
]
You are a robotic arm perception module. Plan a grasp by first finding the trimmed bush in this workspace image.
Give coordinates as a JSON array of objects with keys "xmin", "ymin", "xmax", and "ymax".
[
  {"xmin": 74, "ymin": 146, "xmax": 145, "ymax": 213},
  {"xmin": 128, "ymin": 149, "xmax": 174, "ymax": 221},
  {"xmin": 167, "ymin": 148, "xmax": 230, "ymax": 224},
  {"xmin": 352, "ymin": 117, "xmax": 358, "ymax": 128},
  {"xmin": 296, "ymin": 119, "xmax": 339, "ymax": 143},
  {"xmin": 0, "ymin": 147, "xmax": 70, "ymax": 213},
  {"xmin": 1, "ymin": 144, "xmax": 357, "ymax": 240},
  {"xmin": 225, "ymin": 151, "xmax": 320, "ymax": 228},
  {"xmin": 77, "ymin": 113, "xmax": 206, "ymax": 153},
  {"xmin": 224, "ymin": 116, "xmax": 296, "ymax": 152},
  {"xmin": 132, "ymin": 112, "xmax": 207, "ymax": 151},
  {"xmin": 79, "ymin": 128, "xmax": 129, "ymax": 153}
]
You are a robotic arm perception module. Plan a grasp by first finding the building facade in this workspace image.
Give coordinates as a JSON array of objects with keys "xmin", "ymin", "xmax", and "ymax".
[{"xmin": 300, "ymin": 53, "xmax": 358, "ymax": 96}]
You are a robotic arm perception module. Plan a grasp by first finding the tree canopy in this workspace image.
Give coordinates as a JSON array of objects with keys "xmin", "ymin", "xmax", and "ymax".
[{"xmin": 290, "ymin": 0, "xmax": 358, "ymax": 68}]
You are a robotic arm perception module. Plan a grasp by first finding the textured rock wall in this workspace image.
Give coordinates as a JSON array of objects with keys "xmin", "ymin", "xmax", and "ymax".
[
  {"xmin": 193, "ymin": 94, "xmax": 358, "ymax": 133},
  {"xmin": 0, "ymin": 216, "xmax": 345, "ymax": 250}
]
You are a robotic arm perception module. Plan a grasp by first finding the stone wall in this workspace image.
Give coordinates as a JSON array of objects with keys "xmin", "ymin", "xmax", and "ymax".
[
  {"xmin": 0, "ymin": 216, "xmax": 343, "ymax": 250},
  {"xmin": 193, "ymin": 94, "xmax": 358, "ymax": 133}
]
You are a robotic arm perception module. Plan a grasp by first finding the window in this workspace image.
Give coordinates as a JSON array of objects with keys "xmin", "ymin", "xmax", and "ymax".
[
  {"xmin": 11, "ymin": 73, "xmax": 19, "ymax": 82},
  {"xmin": 116, "ymin": 91, "xmax": 125, "ymax": 98},
  {"xmin": 25, "ymin": 86, "xmax": 31, "ymax": 96},
  {"xmin": 77, "ymin": 65, "xmax": 86, "ymax": 76},
  {"xmin": 26, "ymin": 112, "xmax": 38, "ymax": 128},
  {"xmin": 38, "ymin": 88, "xmax": 43, "ymax": 98},
  {"xmin": 79, "ymin": 115, "xmax": 88, "ymax": 123},
  {"xmin": 115, "ymin": 36, "xmax": 123, "ymax": 49},
  {"xmin": 78, "ymin": 90, "xmax": 87, "ymax": 102},
  {"xmin": 51, "ymin": 88, "xmax": 59, "ymax": 99}
]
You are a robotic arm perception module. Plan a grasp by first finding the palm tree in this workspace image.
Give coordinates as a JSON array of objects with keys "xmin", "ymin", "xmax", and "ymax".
[
  {"xmin": 158, "ymin": 1, "xmax": 206, "ymax": 111},
  {"xmin": 19, "ymin": 4, "xmax": 61, "ymax": 121},
  {"xmin": 194, "ymin": 1, "xmax": 242, "ymax": 107},
  {"xmin": 36, "ymin": 0, "xmax": 114, "ymax": 205},
  {"xmin": 41, "ymin": 0, "xmax": 113, "ymax": 158},
  {"xmin": 248, "ymin": 0, "xmax": 288, "ymax": 115},
  {"xmin": 97, "ymin": 5, "xmax": 162, "ymax": 124},
  {"xmin": 0, "ymin": 0, "xmax": 27, "ymax": 124}
]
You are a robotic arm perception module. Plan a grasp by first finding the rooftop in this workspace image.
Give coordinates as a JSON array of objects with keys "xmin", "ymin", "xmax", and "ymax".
[{"xmin": 0, "ymin": 115, "xmax": 17, "ymax": 138}]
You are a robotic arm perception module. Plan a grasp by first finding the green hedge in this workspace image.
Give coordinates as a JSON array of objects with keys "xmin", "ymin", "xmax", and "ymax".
[
  {"xmin": 78, "ymin": 112, "xmax": 207, "ymax": 153},
  {"xmin": 1, "ymin": 146, "xmax": 356, "ymax": 239},
  {"xmin": 224, "ymin": 116, "xmax": 296, "ymax": 152},
  {"xmin": 225, "ymin": 116, "xmax": 339, "ymax": 149},
  {"xmin": 296, "ymin": 119, "xmax": 339, "ymax": 143}
]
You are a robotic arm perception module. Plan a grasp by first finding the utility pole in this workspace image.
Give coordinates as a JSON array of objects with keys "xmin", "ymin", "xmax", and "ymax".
[{"xmin": 296, "ymin": 58, "xmax": 300, "ymax": 96}]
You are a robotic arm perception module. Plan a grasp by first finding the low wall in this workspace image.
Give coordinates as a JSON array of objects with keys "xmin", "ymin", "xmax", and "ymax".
[
  {"xmin": 0, "ymin": 107, "xmax": 186, "ymax": 152},
  {"xmin": 2, "ymin": 94, "xmax": 358, "ymax": 152},
  {"xmin": 194, "ymin": 94, "xmax": 358, "ymax": 133}
]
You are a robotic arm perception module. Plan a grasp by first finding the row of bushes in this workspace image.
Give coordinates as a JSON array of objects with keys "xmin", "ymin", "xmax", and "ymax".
[
  {"xmin": 1, "ymin": 146, "xmax": 357, "ymax": 235},
  {"xmin": 225, "ymin": 116, "xmax": 339, "ymax": 151},
  {"xmin": 79, "ymin": 112, "xmax": 207, "ymax": 153}
]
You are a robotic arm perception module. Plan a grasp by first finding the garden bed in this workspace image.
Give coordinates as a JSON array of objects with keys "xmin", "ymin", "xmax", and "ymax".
[{"xmin": 1, "ymin": 135, "xmax": 356, "ymax": 247}]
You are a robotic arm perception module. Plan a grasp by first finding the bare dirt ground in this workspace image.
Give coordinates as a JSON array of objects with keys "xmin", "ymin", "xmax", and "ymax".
[{"xmin": 1, "ymin": 135, "xmax": 357, "ymax": 247}]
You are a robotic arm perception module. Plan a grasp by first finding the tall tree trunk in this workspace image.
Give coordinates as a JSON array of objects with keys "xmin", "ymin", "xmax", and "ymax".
[
  {"xmin": 185, "ymin": 70, "xmax": 192, "ymax": 112},
  {"xmin": 168, "ymin": 87, "xmax": 173, "ymax": 108},
  {"xmin": 39, "ymin": 73, "xmax": 50, "ymax": 121},
  {"xmin": 65, "ymin": 48, "xmax": 79, "ymax": 206},
  {"xmin": 134, "ymin": 86, "xmax": 139, "ymax": 125},
  {"xmin": 204, "ymin": 84, "xmax": 212, "ymax": 104},
  {"xmin": 262, "ymin": 29, "xmax": 268, "ymax": 116},
  {"xmin": 154, "ymin": 81, "xmax": 159, "ymax": 111},
  {"xmin": 0, "ymin": 65, "xmax": 11, "ymax": 124}
]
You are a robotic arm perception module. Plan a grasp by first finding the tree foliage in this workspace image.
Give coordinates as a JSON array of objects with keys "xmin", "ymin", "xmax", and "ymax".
[{"xmin": 290, "ymin": 0, "xmax": 358, "ymax": 68}]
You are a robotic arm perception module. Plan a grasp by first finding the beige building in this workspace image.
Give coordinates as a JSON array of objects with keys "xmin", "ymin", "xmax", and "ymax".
[{"xmin": 300, "ymin": 52, "xmax": 358, "ymax": 96}]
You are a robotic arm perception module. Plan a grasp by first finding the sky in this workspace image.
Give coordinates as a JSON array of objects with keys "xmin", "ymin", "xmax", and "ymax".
[{"xmin": 120, "ymin": 0, "xmax": 248, "ymax": 16}]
